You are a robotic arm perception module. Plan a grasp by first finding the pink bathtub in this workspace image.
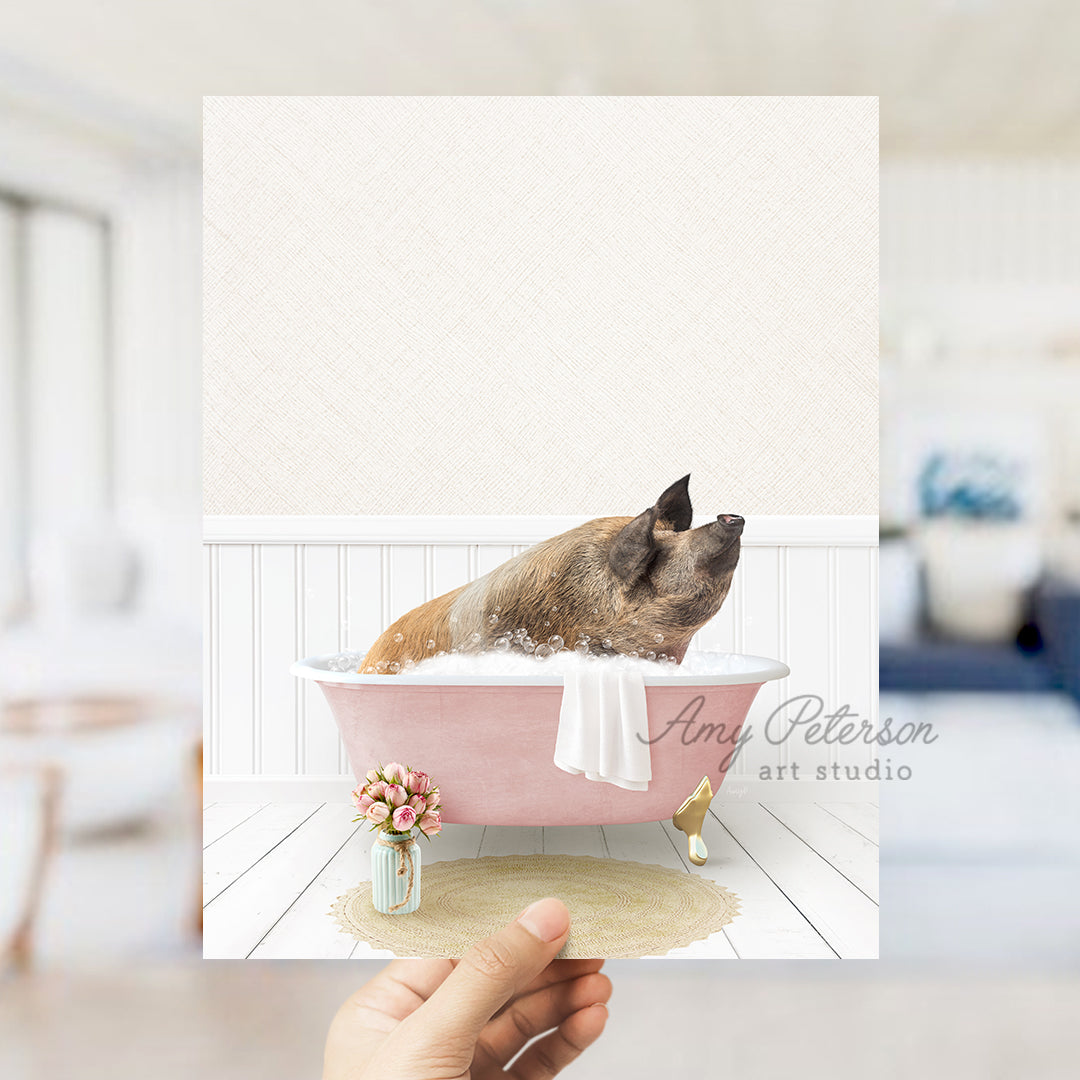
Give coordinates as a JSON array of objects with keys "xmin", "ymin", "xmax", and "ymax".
[{"xmin": 291, "ymin": 653, "xmax": 788, "ymax": 826}]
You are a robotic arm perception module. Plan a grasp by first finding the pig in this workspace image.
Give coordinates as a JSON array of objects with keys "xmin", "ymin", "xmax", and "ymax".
[{"xmin": 359, "ymin": 474, "xmax": 743, "ymax": 673}]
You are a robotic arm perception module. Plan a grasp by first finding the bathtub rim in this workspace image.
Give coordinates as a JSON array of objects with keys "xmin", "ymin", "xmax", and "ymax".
[{"xmin": 290, "ymin": 650, "xmax": 790, "ymax": 687}]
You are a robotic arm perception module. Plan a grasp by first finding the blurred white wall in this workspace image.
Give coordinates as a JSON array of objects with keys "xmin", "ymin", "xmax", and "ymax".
[
  {"xmin": 881, "ymin": 160, "xmax": 1080, "ymax": 535},
  {"xmin": 0, "ymin": 91, "xmax": 202, "ymax": 965},
  {"xmin": 0, "ymin": 95, "xmax": 200, "ymax": 632}
]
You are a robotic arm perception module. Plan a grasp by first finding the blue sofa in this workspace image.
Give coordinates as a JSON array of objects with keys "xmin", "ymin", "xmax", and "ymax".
[{"xmin": 880, "ymin": 577, "xmax": 1080, "ymax": 700}]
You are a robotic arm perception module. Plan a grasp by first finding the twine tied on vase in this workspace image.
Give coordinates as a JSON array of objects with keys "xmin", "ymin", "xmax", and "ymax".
[{"xmin": 377, "ymin": 832, "xmax": 416, "ymax": 912}]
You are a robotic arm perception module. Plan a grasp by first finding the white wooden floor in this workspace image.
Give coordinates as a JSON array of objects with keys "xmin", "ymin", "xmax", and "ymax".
[{"xmin": 202, "ymin": 801, "xmax": 878, "ymax": 960}]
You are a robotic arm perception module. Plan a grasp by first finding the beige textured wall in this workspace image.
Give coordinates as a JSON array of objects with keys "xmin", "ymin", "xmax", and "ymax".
[{"xmin": 204, "ymin": 96, "xmax": 877, "ymax": 517}]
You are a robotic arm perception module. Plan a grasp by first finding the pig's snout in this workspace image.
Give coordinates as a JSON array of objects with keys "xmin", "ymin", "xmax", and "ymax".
[{"xmin": 716, "ymin": 514, "xmax": 744, "ymax": 534}]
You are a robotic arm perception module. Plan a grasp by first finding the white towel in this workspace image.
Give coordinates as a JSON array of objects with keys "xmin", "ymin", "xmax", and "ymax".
[{"xmin": 554, "ymin": 666, "xmax": 652, "ymax": 791}]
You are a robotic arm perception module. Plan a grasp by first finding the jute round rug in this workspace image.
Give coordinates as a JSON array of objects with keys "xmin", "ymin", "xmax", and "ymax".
[{"xmin": 330, "ymin": 854, "xmax": 740, "ymax": 958}]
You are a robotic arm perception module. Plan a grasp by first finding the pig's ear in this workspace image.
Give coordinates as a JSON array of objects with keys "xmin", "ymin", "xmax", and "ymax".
[
  {"xmin": 655, "ymin": 474, "xmax": 693, "ymax": 532},
  {"xmin": 609, "ymin": 506, "xmax": 659, "ymax": 586}
]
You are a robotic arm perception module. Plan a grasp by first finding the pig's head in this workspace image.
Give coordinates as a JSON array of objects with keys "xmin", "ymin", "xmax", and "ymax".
[
  {"xmin": 458, "ymin": 474, "xmax": 743, "ymax": 663},
  {"xmin": 598, "ymin": 474, "xmax": 743, "ymax": 660}
]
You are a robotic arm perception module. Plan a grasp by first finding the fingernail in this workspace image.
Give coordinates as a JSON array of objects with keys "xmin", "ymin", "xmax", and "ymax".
[{"xmin": 516, "ymin": 897, "xmax": 569, "ymax": 942}]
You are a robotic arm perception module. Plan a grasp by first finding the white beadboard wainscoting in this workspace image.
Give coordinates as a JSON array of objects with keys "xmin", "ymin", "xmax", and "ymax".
[{"xmin": 203, "ymin": 515, "xmax": 878, "ymax": 803}]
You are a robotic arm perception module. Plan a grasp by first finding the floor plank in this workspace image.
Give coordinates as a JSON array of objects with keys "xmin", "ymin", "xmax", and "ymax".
[
  {"xmin": 203, "ymin": 804, "xmax": 359, "ymax": 958},
  {"xmin": 658, "ymin": 816, "xmax": 838, "ymax": 960},
  {"xmin": 203, "ymin": 803, "xmax": 320, "ymax": 905},
  {"xmin": 203, "ymin": 803, "xmax": 265, "ymax": 848},
  {"xmin": 479, "ymin": 825, "xmax": 543, "ymax": 856},
  {"xmin": 252, "ymin": 825, "xmax": 377, "ymax": 960},
  {"xmin": 763, "ymin": 803, "xmax": 878, "ymax": 902},
  {"xmin": 601, "ymin": 821, "xmax": 685, "ymax": 869},
  {"xmin": 542, "ymin": 826, "xmax": 607, "ymax": 857},
  {"xmin": 713, "ymin": 803, "xmax": 878, "ymax": 958},
  {"xmin": 818, "ymin": 801, "xmax": 879, "ymax": 844},
  {"xmin": 424, "ymin": 823, "xmax": 487, "ymax": 864}
]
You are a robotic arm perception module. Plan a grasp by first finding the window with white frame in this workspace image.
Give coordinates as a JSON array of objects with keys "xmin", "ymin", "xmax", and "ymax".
[{"xmin": 0, "ymin": 193, "xmax": 113, "ymax": 624}]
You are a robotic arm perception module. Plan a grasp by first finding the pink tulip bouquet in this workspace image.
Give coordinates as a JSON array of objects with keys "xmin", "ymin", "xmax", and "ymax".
[{"xmin": 351, "ymin": 763, "xmax": 443, "ymax": 839}]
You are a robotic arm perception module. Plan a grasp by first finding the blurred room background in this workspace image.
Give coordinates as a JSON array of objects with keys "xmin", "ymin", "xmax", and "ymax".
[
  {"xmin": 879, "ymin": 160, "xmax": 1080, "ymax": 966},
  {"xmin": 2, "ymin": 1, "xmax": 1080, "ymax": 1077},
  {"xmin": 0, "ymin": 57, "xmax": 202, "ymax": 974}
]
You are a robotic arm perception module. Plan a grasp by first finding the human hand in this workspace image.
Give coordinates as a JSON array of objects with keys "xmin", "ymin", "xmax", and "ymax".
[{"xmin": 324, "ymin": 897, "xmax": 610, "ymax": 1079}]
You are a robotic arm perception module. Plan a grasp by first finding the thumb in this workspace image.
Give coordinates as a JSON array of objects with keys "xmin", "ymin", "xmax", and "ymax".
[{"xmin": 400, "ymin": 898, "xmax": 570, "ymax": 1055}]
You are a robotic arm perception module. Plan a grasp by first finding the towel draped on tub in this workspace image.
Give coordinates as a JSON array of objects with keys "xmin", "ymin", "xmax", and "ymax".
[{"xmin": 553, "ymin": 666, "xmax": 652, "ymax": 791}]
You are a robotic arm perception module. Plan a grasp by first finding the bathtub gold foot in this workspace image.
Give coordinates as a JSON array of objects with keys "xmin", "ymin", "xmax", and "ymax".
[{"xmin": 672, "ymin": 775, "xmax": 714, "ymax": 866}]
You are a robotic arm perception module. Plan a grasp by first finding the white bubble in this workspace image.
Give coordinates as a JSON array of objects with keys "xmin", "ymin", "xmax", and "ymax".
[
  {"xmin": 488, "ymin": 615, "xmax": 499, "ymax": 625},
  {"xmin": 602, "ymin": 638, "xmax": 613, "ymax": 649},
  {"xmin": 470, "ymin": 632, "xmax": 482, "ymax": 644},
  {"xmin": 548, "ymin": 635, "xmax": 564, "ymax": 649},
  {"xmin": 393, "ymin": 632, "xmax": 404, "ymax": 643},
  {"xmin": 534, "ymin": 643, "xmax": 554, "ymax": 660},
  {"xmin": 400, "ymin": 647, "xmax": 756, "ymax": 679},
  {"xmin": 647, "ymin": 651, "xmax": 656, "ymax": 661},
  {"xmin": 653, "ymin": 633, "xmax": 664, "ymax": 644},
  {"xmin": 426, "ymin": 639, "xmax": 436, "ymax": 650},
  {"xmin": 493, "ymin": 637, "xmax": 510, "ymax": 652},
  {"xmin": 389, "ymin": 661, "xmax": 401, "ymax": 673}
]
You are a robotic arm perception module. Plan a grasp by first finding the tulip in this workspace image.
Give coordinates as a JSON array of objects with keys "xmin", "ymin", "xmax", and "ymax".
[
  {"xmin": 406, "ymin": 770, "xmax": 430, "ymax": 795},
  {"xmin": 392, "ymin": 805, "xmax": 417, "ymax": 831},
  {"xmin": 366, "ymin": 802, "xmax": 390, "ymax": 824},
  {"xmin": 383, "ymin": 762, "xmax": 406, "ymax": 784},
  {"xmin": 366, "ymin": 781, "xmax": 386, "ymax": 799},
  {"xmin": 385, "ymin": 784, "xmax": 407, "ymax": 808},
  {"xmin": 418, "ymin": 811, "xmax": 442, "ymax": 837},
  {"xmin": 408, "ymin": 794, "xmax": 425, "ymax": 812},
  {"xmin": 357, "ymin": 794, "xmax": 374, "ymax": 813},
  {"xmin": 365, "ymin": 768, "xmax": 380, "ymax": 784}
]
